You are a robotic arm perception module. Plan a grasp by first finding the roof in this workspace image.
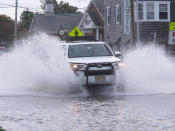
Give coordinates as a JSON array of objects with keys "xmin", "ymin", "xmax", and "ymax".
[
  {"xmin": 87, "ymin": 0, "xmax": 104, "ymax": 26},
  {"xmin": 92, "ymin": 0, "xmax": 104, "ymax": 16},
  {"xmin": 29, "ymin": 14, "xmax": 82, "ymax": 33},
  {"xmin": 78, "ymin": 0, "xmax": 104, "ymax": 28}
]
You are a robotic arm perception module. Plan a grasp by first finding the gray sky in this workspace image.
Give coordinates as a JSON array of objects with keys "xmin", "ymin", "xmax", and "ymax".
[{"xmin": 0, "ymin": 0, "xmax": 89, "ymax": 20}]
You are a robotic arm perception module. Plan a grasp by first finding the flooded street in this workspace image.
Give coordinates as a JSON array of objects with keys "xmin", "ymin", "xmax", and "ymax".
[
  {"xmin": 0, "ymin": 35, "xmax": 175, "ymax": 131},
  {"xmin": 0, "ymin": 0, "xmax": 175, "ymax": 129},
  {"xmin": 0, "ymin": 94, "xmax": 175, "ymax": 131}
]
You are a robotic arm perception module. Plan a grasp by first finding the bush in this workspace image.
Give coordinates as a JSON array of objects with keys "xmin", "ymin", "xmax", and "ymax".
[{"xmin": 0, "ymin": 127, "xmax": 6, "ymax": 131}]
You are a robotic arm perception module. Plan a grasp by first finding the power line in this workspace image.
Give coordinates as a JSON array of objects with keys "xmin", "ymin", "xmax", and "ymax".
[
  {"xmin": 18, "ymin": 3, "xmax": 39, "ymax": 9},
  {"xmin": 0, "ymin": 3, "xmax": 43, "ymax": 14},
  {"xmin": 0, "ymin": 2, "xmax": 85, "ymax": 11},
  {"xmin": 0, "ymin": 6, "xmax": 12, "ymax": 8},
  {"xmin": 0, "ymin": 2, "xmax": 19, "ymax": 8},
  {"xmin": 0, "ymin": 2, "xmax": 42, "ymax": 10}
]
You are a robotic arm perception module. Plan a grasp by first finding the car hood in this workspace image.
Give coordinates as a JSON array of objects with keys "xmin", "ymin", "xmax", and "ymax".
[{"xmin": 68, "ymin": 56, "xmax": 120, "ymax": 64}]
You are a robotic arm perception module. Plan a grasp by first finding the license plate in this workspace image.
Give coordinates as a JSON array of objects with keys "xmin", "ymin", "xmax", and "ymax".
[{"xmin": 95, "ymin": 76, "xmax": 105, "ymax": 82}]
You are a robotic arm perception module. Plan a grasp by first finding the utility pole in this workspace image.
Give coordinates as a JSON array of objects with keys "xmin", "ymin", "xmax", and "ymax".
[
  {"xmin": 130, "ymin": 0, "xmax": 137, "ymax": 45},
  {"xmin": 154, "ymin": 32, "xmax": 157, "ymax": 44},
  {"xmin": 14, "ymin": 0, "xmax": 18, "ymax": 46},
  {"xmin": 136, "ymin": 0, "xmax": 140, "ymax": 43}
]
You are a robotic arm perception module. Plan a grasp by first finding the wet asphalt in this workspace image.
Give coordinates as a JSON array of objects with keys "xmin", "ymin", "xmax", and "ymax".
[{"xmin": 0, "ymin": 92, "xmax": 175, "ymax": 131}]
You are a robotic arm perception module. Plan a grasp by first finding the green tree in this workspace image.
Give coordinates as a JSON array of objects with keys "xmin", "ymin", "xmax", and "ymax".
[
  {"xmin": 0, "ymin": 15, "xmax": 14, "ymax": 44},
  {"xmin": 0, "ymin": 127, "xmax": 6, "ymax": 131},
  {"xmin": 40, "ymin": 0, "xmax": 82, "ymax": 14},
  {"xmin": 19, "ymin": 9, "xmax": 34, "ymax": 30}
]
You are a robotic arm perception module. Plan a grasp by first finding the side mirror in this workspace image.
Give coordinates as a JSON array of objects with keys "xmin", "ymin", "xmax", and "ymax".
[{"xmin": 114, "ymin": 51, "xmax": 122, "ymax": 57}]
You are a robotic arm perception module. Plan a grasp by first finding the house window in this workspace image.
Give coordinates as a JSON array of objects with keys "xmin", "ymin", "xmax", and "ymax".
[
  {"xmin": 146, "ymin": 3, "xmax": 154, "ymax": 20},
  {"xmin": 135, "ymin": 1, "xmax": 170, "ymax": 21},
  {"xmin": 159, "ymin": 4, "xmax": 168, "ymax": 20},
  {"xmin": 116, "ymin": 5, "xmax": 121, "ymax": 24},
  {"xmin": 138, "ymin": 3, "xmax": 143, "ymax": 20},
  {"xmin": 107, "ymin": 7, "xmax": 111, "ymax": 25}
]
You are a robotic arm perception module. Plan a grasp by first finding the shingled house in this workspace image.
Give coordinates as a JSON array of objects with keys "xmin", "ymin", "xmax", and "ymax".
[
  {"xmin": 104, "ymin": 0, "xmax": 175, "ymax": 51},
  {"xmin": 29, "ymin": 14, "xmax": 82, "ymax": 35},
  {"xmin": 135, "ymin": 0, "xmax": 171, "ymax": 45},
  {"xmin": 78, "ymin": 0, "xmax": 104, "ymax": 41},
  {"xmin": 104, "ymin": 0, "xmax": 131, "ymax": 51},
  {"xmin": 29, "ymin": 1, "xmax": 82, "ymax": 37}
]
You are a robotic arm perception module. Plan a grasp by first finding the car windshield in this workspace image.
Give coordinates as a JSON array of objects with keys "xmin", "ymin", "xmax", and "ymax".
[{"xmin": 68, "ymin": 44, "xmax": 113, "ymax": 58}]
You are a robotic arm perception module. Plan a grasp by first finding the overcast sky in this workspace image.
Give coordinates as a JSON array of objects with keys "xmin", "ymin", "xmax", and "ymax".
[{"xmin": 0, "ymin": 0, "xmax": 90, "ymax": 20}]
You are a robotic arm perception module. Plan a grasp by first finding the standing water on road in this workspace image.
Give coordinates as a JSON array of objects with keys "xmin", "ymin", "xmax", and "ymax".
[{"xmin": 0, "ymin": 35, "xmax": 175, "ymax": 131}]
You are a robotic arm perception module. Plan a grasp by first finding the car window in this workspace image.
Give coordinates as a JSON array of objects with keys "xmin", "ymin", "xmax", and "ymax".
[{"xmin": 68, "ymin": 44, "xmax": 113, "ymax": 58}]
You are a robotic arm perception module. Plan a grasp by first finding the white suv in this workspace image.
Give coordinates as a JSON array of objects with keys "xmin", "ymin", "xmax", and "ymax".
[{"xmin": 61, "ymin": 41, "xmax": 122, "ymax": 87}]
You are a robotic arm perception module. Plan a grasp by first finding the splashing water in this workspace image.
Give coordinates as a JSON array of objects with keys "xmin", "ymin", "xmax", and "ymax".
[
  {"xmin": 0, "ymin": 35, "xmax": 175, "ymax": 96},
  {"xmin": 121, "ymin": 45, "xmax": 175, "ymax": 95},
  {"xmin": 0, "ymin": 34, "xmax": 81, "ymax": 96}
]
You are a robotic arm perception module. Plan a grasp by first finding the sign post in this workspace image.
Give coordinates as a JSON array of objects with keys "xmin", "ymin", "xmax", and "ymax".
[
  {"xmin": 168, "ymin": 2, "xmax": 175, "ymax": 54},
  {"xmin": 124, "ymin": 0, "xmax": 131, "ymax": 36},
  {"xmin": 170, "ymin": 22, "xmax": 175, "ymax": 31},
  {"xmin": 169, "ymin": 22, "xmax": 175, "ymax": 45}
]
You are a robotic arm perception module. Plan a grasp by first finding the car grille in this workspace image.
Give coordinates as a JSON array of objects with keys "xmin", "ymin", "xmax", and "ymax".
[{"xmin": 85, "ymin": 63, "xmax": 114, "ymax": 76}]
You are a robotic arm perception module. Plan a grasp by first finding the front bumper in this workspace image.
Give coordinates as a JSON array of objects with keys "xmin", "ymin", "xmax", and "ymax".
[{"xmin": 73, "ymin": 63, "xmax": 117, "ymax": 87}]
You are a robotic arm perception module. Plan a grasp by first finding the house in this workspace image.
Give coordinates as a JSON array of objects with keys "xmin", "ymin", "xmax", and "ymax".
[
  {"xmin": 104, "ymin": 0, "xmax": 175, "ymax": 51},
  {"xmin": 29, "ymin": 1, "xmax": 82, "ymax": 37},
  {"xmin": 104, "ymin": 0, "xmax": 132, "ymax": 51},
  {"xmin": 78, "ymin": 0, "xmax": 104, "ymax": 41},
  {"xmin": 135, "ymin": 0, "xmax": 172, "ymax": 45},
  {"xmin": 29, "ymin": 14, "xmax": 82, "ymax": 35}
]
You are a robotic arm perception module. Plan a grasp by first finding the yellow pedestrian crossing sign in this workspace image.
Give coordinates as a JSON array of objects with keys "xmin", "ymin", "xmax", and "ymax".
[
  {"xmin": 69, "ymin": 26, "xmax": 84, "ymax": 37},
  {"xmin": 170, "ymin": 22, "xmax": 175, "ymax": 31}
]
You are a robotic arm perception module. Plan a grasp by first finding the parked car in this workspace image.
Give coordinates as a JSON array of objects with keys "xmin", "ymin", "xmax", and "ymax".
[{"xmin": 61, "ymin": 41, "xmax": 124, "ymax": 88}]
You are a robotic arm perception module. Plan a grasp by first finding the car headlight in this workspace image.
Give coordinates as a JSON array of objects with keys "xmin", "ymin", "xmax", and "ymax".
[
  {"xmin": 70, "ymin": 63, "xmax": 87, "ymax": 71},
  {"xmin": 113, "ymin": 62, "xmax": 126, "ymax": 68},
  {"xmin": 70, "ymin": 63, "xmax": 79, "ymax": 71}
]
